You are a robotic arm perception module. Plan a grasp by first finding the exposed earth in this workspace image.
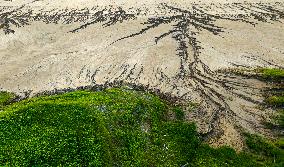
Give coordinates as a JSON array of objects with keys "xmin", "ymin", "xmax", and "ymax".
[{"xmin": 0, "ymin": 0, "xmax": 283, "ymax": 150}]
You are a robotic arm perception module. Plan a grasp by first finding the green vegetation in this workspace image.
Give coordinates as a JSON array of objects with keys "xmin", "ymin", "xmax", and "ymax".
[
  {"xmin": 258, "ymin": 68, "xmax": 284, "ymax": 82},
  {"xmin": 258, "ymin": 68, "xmax": 284, "ymax": 128},
  {"xmin": 253, "ymin": 68, "xmax": 284, "ymax": 167},
  {"xmin": 173, "ymin": 106, "xmax": 185, "ymax": 121},
  {"xmin": 244, "ymin": 133, "xmax": 284, "ymax": 167},
  {"xmin": 265, "ymin": 96, "xmax": 284, "ymax": 107},
  {"xmin": 1, "ymin": 88, "xmax": 277, "ymax": 167},
  {"xmin": 279, "ymin": 110, "xmax": 284, "ymax": 129},
  {"xmin": 0, "ymin": 91, "xmax": 15, "ymax": 109},
  {"xmin": 0, "ymin": 68, "xmax": 283, "ymax": 166}
]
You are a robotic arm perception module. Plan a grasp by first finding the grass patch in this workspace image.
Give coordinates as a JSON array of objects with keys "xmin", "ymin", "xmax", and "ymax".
[
  {"xmin": 173, "ymin": 106, "xmax": 185, "ymax": 120},
  {"xmin": 221, "ymin": 68, "xmax": 284, "ymax": 166},
  {"xmin": 279, "ymin": 110, "xmax": 284, "ymax": 128},
  {"xmin": 223, "ymin": 68, "xmax": 284, "ymax": 83},
  {"xmin": 255, "ymin": 68, "xmax": 284, "ymax": 167},
  {"xmin": 0, "ymin": 88, "xmax": 270, "ymax": 167},
  {"xmin": 265, "ymin": 96, "xmax": 284, "ymax": 107},
  {"xmin": 257, "ymin": 68, "xmax": 284, "ymax": 82},
  {"xmin": 260, "ymin": 69, "xmax": 284, "ymax": 130},
  {"xmin": 0, "ymin": 91, "xmax": 15, "ymax": 109},
  {"xmin": 245, "ymin": 133, "xmax": 284, "ymax": 167}
]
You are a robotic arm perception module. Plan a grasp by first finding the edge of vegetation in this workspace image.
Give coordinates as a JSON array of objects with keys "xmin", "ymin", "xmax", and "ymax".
[{"xmin": 0, "ymin": 67, "xmax": 283, "ymax": 166}]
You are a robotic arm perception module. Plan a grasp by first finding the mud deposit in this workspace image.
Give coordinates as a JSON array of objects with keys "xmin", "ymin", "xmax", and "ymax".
[{"xmin": 1, "ymin": 0, "xmax": 284, "ymax": 149}]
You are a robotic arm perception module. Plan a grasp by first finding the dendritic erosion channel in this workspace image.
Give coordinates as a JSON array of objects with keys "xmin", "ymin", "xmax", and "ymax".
[{"xmin": 0, "ymin": 2, "xmax": 284, "ymax": 148}]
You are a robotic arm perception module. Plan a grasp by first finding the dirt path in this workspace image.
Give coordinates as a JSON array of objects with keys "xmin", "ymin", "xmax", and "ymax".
[{"xmin": 1, "ymin": 0, "xmax": 283, "ymax": 150}]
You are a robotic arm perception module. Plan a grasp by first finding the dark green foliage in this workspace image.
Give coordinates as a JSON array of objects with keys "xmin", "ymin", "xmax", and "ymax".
[
  {"xmin": 173, "ymin": 107, "xmax": 184, "ymax": 120},
  {"xmin": 279, "ymin": 110, "xmax": 284, "ymax": 128},
  {"xmin": 0, "ymin": 91, "xmax": 15, "ymax": 109},
  {"xmin": 0, "ymin": 88, "xmax": 280, "ymax": 166},
  {"xmin": 275, "ymin": 139, "xmax": 284, "ymax": 149},
  {"xmin": 245, "ymin": 134, "xmax": 284, "ymax": 167}
]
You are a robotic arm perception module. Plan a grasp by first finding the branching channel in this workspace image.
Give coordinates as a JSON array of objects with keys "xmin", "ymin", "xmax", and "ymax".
[
  {"xmin": 112, "ymin": 3, "xmax": 284, "ymax": 139},
  {"xmin": 1, "ymin": 2, "xmax": 284, "ymax": 139}
]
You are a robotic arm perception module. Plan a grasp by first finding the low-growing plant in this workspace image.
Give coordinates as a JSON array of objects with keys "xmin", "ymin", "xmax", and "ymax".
[
  {"xmin": 244, "ymin": 133, "xmax": 284, "ymax": 167},
  {"xmin": 0, "ymin": 88, "xmax": 282, "ymax": 166},
  {"xmin": 265, "ymin": 96, "xmax": 284, "ymax": 107},
  {"xmin": 0, "ymin": 91, "xmax": 15, "ymax": 109},
  {"xmin": 258, "ymin": 68, "xmax": 284, "ymax": 82},
  {"xmin": 173, "ymin": 106, "xmax": 185, "ymax": 121}
]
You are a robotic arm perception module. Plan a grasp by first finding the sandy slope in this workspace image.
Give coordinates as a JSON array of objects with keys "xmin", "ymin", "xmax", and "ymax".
[{"xmin": 0, "ymin": 0, "xmax": 283, "ymax": 150}]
